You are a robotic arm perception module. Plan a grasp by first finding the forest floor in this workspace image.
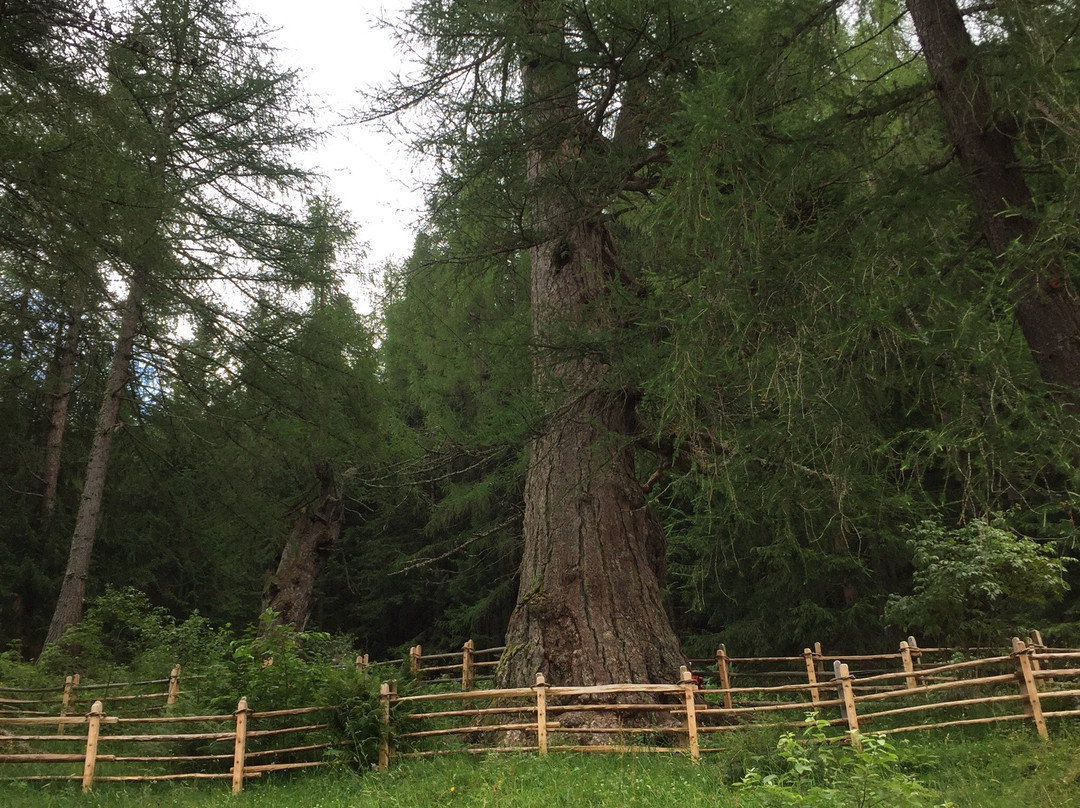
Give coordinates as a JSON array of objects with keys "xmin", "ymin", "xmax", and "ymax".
[{"xmin": 1, "ymin": 728, "xmax": 1078, "ymax": 807}]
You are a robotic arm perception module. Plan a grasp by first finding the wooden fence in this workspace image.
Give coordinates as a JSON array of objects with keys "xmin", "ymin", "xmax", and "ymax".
[
  {"xmin": 405, "ymin": 642, "xmax": 506, "ymax": 691},
  {"xmin": 0, "ymin": 696, "xmax": 331, "ymax": 793},
  {"xmin": 4, "ymin": 633, "xmax": 1076, "ymax": 788},
  {"xmin": 378, "ymin": 637, "xmax": 1079, "ymax": 766},
  {"xmin": 0, "ymin": 666, "xmax": 183, "ymax": 722}
]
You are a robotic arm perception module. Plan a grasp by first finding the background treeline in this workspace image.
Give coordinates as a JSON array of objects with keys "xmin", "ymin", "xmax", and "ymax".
[{"xmin": 2, "ymin": 0, "xmax": 1079, "ymax": 660}]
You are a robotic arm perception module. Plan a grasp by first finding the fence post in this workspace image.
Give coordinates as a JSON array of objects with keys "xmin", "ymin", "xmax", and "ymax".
[
  {"xmin": 378, "ymin": 681, "xmax": 396, "ymax": 769},
  {"xmin": 59, "ymin": 675, "xmax": 76, "ymax": 733},
  {"xmin": 410, "ymin": 645, "xmax": 422, "ymax": 679},
  {"xmin": 1011, "ymin": 638, "xmax": 1048, "ymax": 740},
  {"xmin": 1030, "ymin": 630, "xmax": 1052, "ymax": 683},
  {"xmin": 679, "ymin": 666, "xmax": 700, "ymax": 762},
  {"xmin": 462, "ymin": 639, "xmax": 475, "ymax": 692},
  {"xmin": 803, "ymin": 648, "xmax": 821, "ymax": 706},
  {"xmin": 166, "ymin": 664, "xmax": 181, "ymax": 707},
  {"xmin": 355, "ymin": 653, "xmax": 370, "ymax": 673},
  {"xmin": 1027, "ymin": 630, "xmax": 1045, "ymax": 674},
  {"xmin": 81, "ymin": 699, "xmax": 104, "ymax": 792},
  {"xmin": 900, "ymin": 640, "xmax": 919, "ymax": 690},
  {"xmin": 231, "ymin": 696, "xmax": 251, "ymax": 794},
  {"xmin": 833, "ymin": 661, "xmax": 861, "ymax": 750},
  {"xmin": 907, "ymin": 635, "xmax": 922, "ymax": 670},
  {"xmin": 813, "ymin": 642, "xmax": 824, "ymax": 677},
  {"xmin": 534, "ymin": 672, "xmax": 549, "ymax": 756},
  {"xmin": 715, "ymin": 644, "xmax": 733, "ymax": 710}
]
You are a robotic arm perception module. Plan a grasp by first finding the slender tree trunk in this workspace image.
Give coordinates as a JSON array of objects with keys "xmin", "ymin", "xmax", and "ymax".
[
  {"xmin": 261, "ymin": 461, "xmax": 342, "ymax": 632},
  {"xmin": 906, "ymin": 0, "xmax": 1080, "ymax": 389},
  {"xmin": 38, "ymin": 307, "xmax": 81, "ymax": 530},
  {"xmin": 44, "ymin": 278, "xmax": 143, "ymax": 648},
  {"xmin": 497, "ymin": 4, "xmax": 685, "ymax": 689}
]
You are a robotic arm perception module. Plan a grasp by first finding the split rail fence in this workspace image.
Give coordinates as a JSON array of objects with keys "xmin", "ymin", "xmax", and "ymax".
[
  {"xmin": 0, "ymin": 666, "xmax": 332, "ymax": 793},
  {"xmin": 1, "ymin": 666, "xmax": 183, "ymax": 722},
  {"xmin": 4, "ymin": 632, "xmax": 1078, "ymax": 790},
  {"xmin": 380, "ymin": 636, "xmax": 1080, "ymax": 765}
]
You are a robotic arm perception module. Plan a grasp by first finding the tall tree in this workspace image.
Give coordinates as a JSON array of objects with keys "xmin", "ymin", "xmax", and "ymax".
[
  {"xmin": 380, "ymin": 0, "xmax": 730, "ymax": 687},
  {"xmin": 906, "ymin": 0, "xmax": 1080, "ymax": 391},
  {"xmin": 45, "ymin": 0, "xmax": 317, "ymax": 646}
]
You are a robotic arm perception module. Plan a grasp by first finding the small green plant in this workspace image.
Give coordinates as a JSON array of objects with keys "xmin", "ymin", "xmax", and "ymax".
[
  {"xmin": 737, "ymin": 713, "xmax": 952, "ymax": 807},
  {"xmin": 322, "ymin": 666, "xmax": 387, "ymax": 769}
]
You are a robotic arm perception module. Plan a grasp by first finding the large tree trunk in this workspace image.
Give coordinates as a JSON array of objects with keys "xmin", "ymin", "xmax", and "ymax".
[
  {"xmin": 498, "ymin": 219, "xmax": 685, "ymax": 688},
  {"xmin": 261, "ymin": 461, "xmax": 342, "ymax": 632},
  {"xmin": 44, "ymin": 278, "xmax": 143, "ymax": 648},
  {"xmin": 906, "ymin": 0, "xmax": 1080, "ymax": 389},
  {"xmin": 497, "ymin": 5, "xmax": 685, "ymax": 689},
  {"xmin": 38, "ymin": 307, "xmax": 81, "ymax": 531}
]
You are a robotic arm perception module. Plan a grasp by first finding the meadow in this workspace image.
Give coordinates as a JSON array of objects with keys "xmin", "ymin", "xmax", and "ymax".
[{"xmin": 2, "ymin": 727, "xmax": 1078, "ymax": 808}]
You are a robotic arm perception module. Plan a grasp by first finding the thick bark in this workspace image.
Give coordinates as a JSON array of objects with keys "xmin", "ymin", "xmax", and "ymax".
[
  {"xmin": 44, "ymin": 278, "xmax": 143, "ymax": 648},
  {"xmin": 906, "ymin": 0, "xmax": 1080, "ymax": 390},
  {"xmin": 498, "ymin": 220, "xmax": 685, "ymax": 689},
  {"xmin": 38, "ymin": 308, "xmax": 81, "ymax": 530},
  {"xmin": 261, "ymin": 462, "xmax": 342, "ymax": 632},
  {"xmin": 497, "ymin": 5, "xmax": 685, "ymax": 689}
]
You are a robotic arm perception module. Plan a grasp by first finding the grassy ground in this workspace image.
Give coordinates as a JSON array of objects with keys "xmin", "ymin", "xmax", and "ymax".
[{"xmin": 1, "ymin": 728, "xmax": 1078, "ymax": 807}]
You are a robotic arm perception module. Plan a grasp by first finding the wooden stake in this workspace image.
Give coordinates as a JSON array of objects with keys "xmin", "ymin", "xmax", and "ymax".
[
  {"xmin": 900, "ymin": 640, "xmax": 918, "ymax": 690},
  {"xmin": 813, "ymin": 642, "xmax": 824, "ymax": 677},
  {"xmin": 715, "ymin": 645, "xmax": 733, "ymax": 710},
  {"xmin": 907, "ymin": 636, "xmax": 922, "ymax": 672},
  {"xmin": 803, "ymin": 648, "xmax": 821, "ymax": 706},
  {"xmin": 1028, "ymin": 630, "xmax": 1045, "ymax": 674},
  {"xmin": 1011, "ymin": 638, "xmax": 1048, "ymax": 740},
  {"xmin": 680, "ymin": 666, "xmax": 700, "ymax": 762},
  {"xmin": 81, "ymin": 700, "xmax": 104, "ymax": 792},
  {"xmin": 534, "ymin": 673, "xmax": 549, "ymax": 756},
  {"xmin": 166, "ymin": 664, "xmax": 181, "ymax": 707},
  {"xmin": 378, "ymin": 681, "xmax": 395, "ymax": 770},
  {"xmin": 59, "ymin": 675, "xmax": 75, "ymax": 734},
  {"xmin": 462, "ymin": 640, "xmax": 475, "ymax": 692},
  {"xmin": 231, "ymin": 696, "xmax": 251, "ymax": 794},
  {"xmin": 355, "ymin": 653, "xmax": 369, "ymax": 673},
  {"xmin": 833, "ymin": 661, "xmax": 861, "ymax": 750},
  {"xmin": 409, "ymin": 645, "xmax": 422, "ymax": 678}
]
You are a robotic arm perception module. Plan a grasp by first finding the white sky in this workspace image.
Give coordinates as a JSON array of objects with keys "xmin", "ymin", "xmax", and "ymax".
[{"xmin": 240, "ymin": 0, "xmax": 426, "ymax": 272}]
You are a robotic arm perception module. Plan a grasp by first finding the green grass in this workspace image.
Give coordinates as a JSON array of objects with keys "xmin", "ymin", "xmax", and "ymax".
[{"xmin": 2, "ymin": 729, "xmax": 1079, "ymax": 807}]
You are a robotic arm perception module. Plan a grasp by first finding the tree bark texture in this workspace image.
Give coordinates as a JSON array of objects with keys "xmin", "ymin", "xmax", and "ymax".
[
  {"xmin": 498, "ymin": 4, "xmax": 685, "ymax": 689},
  {"xmin": 38, "ymin": 308, "xmax": 81, "ymax": 530},
  {"xmin": 261, "ymin": 461, "xmax": 342, "ymax": 632},
  {"xmin": 906, "ymin": 0, "xmax": 1080, "ymax": 390},
  {"xmin": 44, "ymin": 279, "xmax": 143, "ymax": 648}
]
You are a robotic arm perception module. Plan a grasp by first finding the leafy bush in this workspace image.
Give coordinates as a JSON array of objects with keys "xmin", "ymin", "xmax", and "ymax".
[
  {"xmin": 205, "ymin": 610, "xmax": 355, "ymax": 712},
  {"xmin": 737, "ymin": 714, "xmax": 951, "ymax": 807},
  {"xmin": 885, "ymin": 517, "xmax": 1070, "ymax": 646},
  {"xmin": 36, "ymin": 587, "xmax": 230, "ymax": 681}
]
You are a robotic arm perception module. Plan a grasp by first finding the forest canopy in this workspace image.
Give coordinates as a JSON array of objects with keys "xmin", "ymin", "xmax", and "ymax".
[{"xmin": 2, "ymin": 0, "xmax": 1079, "ymax": 673}]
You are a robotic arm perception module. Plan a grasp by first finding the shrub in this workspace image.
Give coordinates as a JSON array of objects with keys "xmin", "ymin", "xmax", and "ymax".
[
  {"xmin": 737, "ymin": 713, "xmax": 952, "ymax": 807},
  {"xmin": 885, "ymin": 517, "xmax": 1070, "ymax": 646}
]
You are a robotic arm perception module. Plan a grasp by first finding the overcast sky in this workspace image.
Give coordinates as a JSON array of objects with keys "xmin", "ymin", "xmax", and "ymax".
[{"xmin": 240, "ymin": 0, "xmax": 425, "ymax": 272}]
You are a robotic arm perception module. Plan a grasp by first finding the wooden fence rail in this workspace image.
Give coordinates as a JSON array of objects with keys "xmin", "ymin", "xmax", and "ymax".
[
  {"xmin": 0, "ymin": 696, "xmax": 330, "ymax": 793},
  {"xmin": 396, "ymin": 633, "xmax": 1049, "ymax": 694},
  {"xmin": 0, "ymin": 665, "xmax": 184, "ymax": 721},
  {"xmin": 376, "ymin": 637, "xmax": 1076, "ymax": 768},
  {"xmin": 405, "ymin": 643, "xmax": 506, "ymax": 691}
]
